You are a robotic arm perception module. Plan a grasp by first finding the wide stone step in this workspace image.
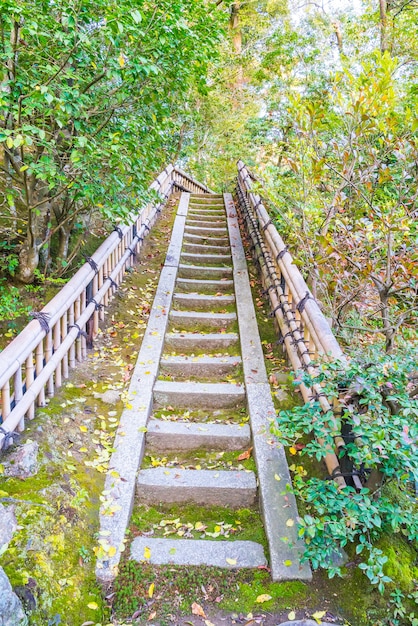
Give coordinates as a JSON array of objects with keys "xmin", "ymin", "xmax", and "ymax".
[
  {"xmin": 137, "ymin": 467, "xmax": 256, "ymax": 507},
  {"xmin": 183, "ymin": 233, "xmax": 230, "ymax": 246},
  {"xmin": 159, "ymin": 354, "xmax": 242, "ymax": 378},
  {"xmin": 181, "ymin": 252, "xmax": 231, "ymax": 266},
  {"xmin": 186, "ymin": 219, "xmax": 227, "ymax": 229},
  {"xmin": 153, "ymin": 380, "xmax": 245, "ymax": 409},
  {"xmin": 178, "ymin": 264, "xmax": 232, "ymax": 279},
  {"xmin": 130, "ymin": 537, "xmax": 267, "ymax": 568},
  {"xmin": 173, "ymin": 292, "xmax": 235, "ymax": 311},
  {"xmin": 164, "ymin": 331, "xmax": 239, "ymax": 352},
  {"xmin": 146, "ymin": 419, "xmax": 251, "ymax": 451},
  {"xmin": 185, "ymin": 225, "xmax": 228, "ymax": 236},
  {"xmin": 188, "ymin": 212, "xmax": 226, "ymax": 220},
  {"xmin": 169, "ymin": 310, "xmax": 237, "ymax": 330},
  {"xmin": 175, "ymin": 277, "xmax": 234, "ymax": 294},
  {"xmin": 183, "ymin": 243, "xmax": 231, "ymax": 255}
]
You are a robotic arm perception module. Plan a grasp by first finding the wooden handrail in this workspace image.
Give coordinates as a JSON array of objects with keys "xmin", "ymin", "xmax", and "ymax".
[
  {"xmin": 236, "ymin": 160, "xmax": 355, "ymax": 489},
  {"xmin": 0, "ymin": 165, "xmax": 210, "ymax": 447}
]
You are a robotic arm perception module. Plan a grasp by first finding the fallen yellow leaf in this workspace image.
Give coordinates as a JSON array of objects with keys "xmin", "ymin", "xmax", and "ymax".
[
  {"xmin": 226, "ymin": 558, "xmax": 237, "ymax": 565},
  {"xmin": 87, "ymin": 602, "xmax": 98, "ymax": 610},
  {"xmin": 288, "ymin": 610, "xmax": 296, "ymax": 620},
  {"xmin": 148, "ymin": 582, "xmax": 155, "ymax": 598},
  {"xmin": 255, "ymin": 594, "xmax": 272, "ymax": 603},
  {"xmin": 312, "ymin": 610, "xmax": 326, "ymax": 622},
  {"xmin": 191, "ymin": 602, "xmax": 206, "ymax": 618},
  {"xmin": 286, "ymin": 519, "xmax": 295, "ymax": 527},
  {"xmin": 144, "ymin": 546, "xmax": 151, "ymax": 560}
]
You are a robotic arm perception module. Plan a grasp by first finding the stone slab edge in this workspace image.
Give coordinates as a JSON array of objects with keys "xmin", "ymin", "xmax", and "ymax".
[
  {"xmin": 224, "ymin": 192, "xmax": 312, "ymax": 582},
  {"xmin": 95, "ymin": 192, "xmax": 190, "ymax": 584},
  {"xmin": 130, "ymin": 537, "xmax": 266, "ymax": 568}
]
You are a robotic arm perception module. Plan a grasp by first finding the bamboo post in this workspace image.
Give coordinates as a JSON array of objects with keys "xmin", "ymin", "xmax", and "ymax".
[
  {"xmin": 14, "ymin": 367, "xmax": 24, "ymax": 431},
  {"xmin": 25, "ymin": 352, "xmax": 35, "ymax": 420}
]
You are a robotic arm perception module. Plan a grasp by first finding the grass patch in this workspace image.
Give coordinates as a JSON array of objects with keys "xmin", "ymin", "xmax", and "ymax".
[
  {"xmin": 130, "ymin": 504, "xmax": 265, "ymax": 544},
  {"xmin": 141, "ymin": 448, "xmax": 256, "ymax": 473}
]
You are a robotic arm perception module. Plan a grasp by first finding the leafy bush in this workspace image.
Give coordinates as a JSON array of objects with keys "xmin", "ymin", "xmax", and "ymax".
[
  {"xmin": 0, "ymin": 280, "xmax": 31, "ymax": 323},
  {"xmin": 274, "ymin": 344, "xmax": 418, "ymax": 601}
]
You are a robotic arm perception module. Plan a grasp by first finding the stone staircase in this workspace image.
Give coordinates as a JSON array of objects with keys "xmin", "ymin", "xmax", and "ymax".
[{"xmin": 96, "ymin": 193, "xmax": 311, "ymax": 583}]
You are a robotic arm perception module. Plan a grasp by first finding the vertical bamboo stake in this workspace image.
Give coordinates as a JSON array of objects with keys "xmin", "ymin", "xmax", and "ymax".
[
  {"xmin": 54, "ymin": 321, "xmax": 62, "ymax": 388},
  {"xmin": 1, "ymin": 381, "xmax": 11, "ymax": 423},
  {"xmin": 80, "ymin": 291, "xmax": 87, "ymax": 360},
  {"xmin": 26, "ymin": 352, "xmax": 35, "ymax": 420},
  {"xmin": 69, "ymin": 302, "xmax": 76, "ymax": 368},
  {"xmin": 93, "ymin": 274, "xmax": 99, "ymax": 336},
  {"xmin": 45, "ymin": 330, "xmax": 54, "ymax": 397},
  {"xmin": 35, "ymin": 341, "xmax": 45, "ymax": 406},
  {"xmin": 14, "ymin": 366, "xmax": 24, "ymax": 431},
  {"xmin": 74, "ymin": 296, "xmax": 82, "ymax": 362},
  {"xmin": 61, "ymin": 312, "xmax": 69, "ymax": 379}
]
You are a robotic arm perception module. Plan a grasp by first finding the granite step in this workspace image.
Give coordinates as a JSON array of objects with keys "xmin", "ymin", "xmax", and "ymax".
[
  {"xmin": 130, "ymin": 537, "xmax": 267, "ymax": 568},
  {"xmin": 137, "ymin": 467, "xmax": 256, "ymax": 507},
  {"xmin": 185, "ymin": 225, "xmax": 228, "ymax": 236},
  {"xmin": 177, "ymin": 264, "xmax": 232, "ymax": 279},
  {"xmin": 169, "ymin": 310, "xmax": 237, "ymax": 330},
  {"xmin": 188, "ymin": 212, "xmax": 226, "ymax": 220},
  {"xmin": 186, "ymin": 219, "xmax": 227, "ymax": 228},
  {"xmin": 173, "ymin": 292, "xmax": 235, "ymax": 311},
  {"xmin": 180, "ymin": 253, "xmax": 232, "ymax": 268},
  {"xmin": 146, "ymin": 419, "xmax": 251, "ymax": 451},
  {"xmin": 159, "ymin": 354, "xmax": 242, "ymax": 378},
  {"xmin": 183, "ymin": 243, "xmax": 231, "ymax": 254},
  {"xmin": 175, "ymin": 277, "xmax": 234, "ymax": 294},
  {"xmin": 153, "ymin": 380, "xmax": 245, "ymax": 409},
  {"xmin": 164, "ymin": 331, "xmax": 239, "ymax": 352},
  {"xmin": 183, "ymin": 233, "xmax": 230, "ymax": 246}
]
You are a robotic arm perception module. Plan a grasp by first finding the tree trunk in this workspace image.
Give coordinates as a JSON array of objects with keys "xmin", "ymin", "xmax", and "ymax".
[
  {"xmin": 379, "ymin": 0, "xmax": 389, "ymax": 53},
  {"xmin": 17, "ymin": 243, "xmax": 39, "ymax": 284},
  {"xmin": 230, "ymin": 2, "xmax": 243, "ymax": 89}
]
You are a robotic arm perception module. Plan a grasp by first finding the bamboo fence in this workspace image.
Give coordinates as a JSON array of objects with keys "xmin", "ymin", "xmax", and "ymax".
[
  {"xmin": 236, "ymin": 160, "xmax": 362, "ymax": 490},
  {"xmin": 0, "ymin": 166, "xmax": 210, "ymax": 449}
]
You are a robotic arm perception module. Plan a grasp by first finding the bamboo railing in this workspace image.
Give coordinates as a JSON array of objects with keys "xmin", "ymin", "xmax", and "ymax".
[
  {"xmin": 0, "ymin": 165, "xmax": 210, "ymax": 449},
  {"xmin": 236, "ymin": 160, "xmax": 361, "ymax": 490}
]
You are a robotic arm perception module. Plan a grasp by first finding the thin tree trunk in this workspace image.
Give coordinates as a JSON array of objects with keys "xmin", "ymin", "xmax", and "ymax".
[
  {"xmin": 230, "ymin": 2, "xmax": 243, "ymax": 89},
  {"xmin": 379, "ymin": 0, "xmax": 389, "ymax": 53}
]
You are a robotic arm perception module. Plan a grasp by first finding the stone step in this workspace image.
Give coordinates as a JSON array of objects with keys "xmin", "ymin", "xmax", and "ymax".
[
  {"xmin": 146, "ymin": 419, "xmax": 251, "ymax": 451},
  {"xmin": 188, "ymin": 212, "xmax": 226, "ymax": 220},
  {"xmin": 185, "ymin": 225, "xmax": 228, "ymax": 236},
  {"xmin": 169, "ymin": 310, "xmax": 237, "ymax": 330},
  {"xmin": 137, "ymin": 467, "xmax": 256, "ymax": 507},
  {"xmin": 178, "ymin": 264, "xmax": 232, "ymax": 280},
  {"xmin": 180, "ymin": 252, "xmax": 231, "ymax": 266},
  {"xmin": 164, "ymin": 331, "xmax": 239, "ymax": 352},
  {"xmin": 175, "ymin": 277, "xmax": 234, "ymax": 294},
  {"xmin": 130, "ymin": 537, "xmax": 267, "ymax": 569},
  {"xmin": 183, "ymin": 243, "xmax": 231, "ymax": 255},
  {"xmin": 153, "ymin": 380, "xmax": 245, "ymax": 409},
  {"xmin": 183, "ymin": 233, "xmax": 230, "ymax": 246},
  {"xmin": 173, "ymin": 292, "xmax": 235, "ymax": 311},
  {"xmin": 159, "ymin": 354, "xmax": 242, "ymax": 378},
  {"xmin": 186, "ymin": 219, "xmax": 227, "ymax": 228}
]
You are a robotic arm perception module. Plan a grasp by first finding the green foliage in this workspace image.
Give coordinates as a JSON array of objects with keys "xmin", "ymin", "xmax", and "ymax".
[
  {"xmin": 273, "ymin": 344, "xmax": 418, "ymax": 603},
  {"xmin": 0, "ymin": 0, "xmax": 225, "ymax": 280}
]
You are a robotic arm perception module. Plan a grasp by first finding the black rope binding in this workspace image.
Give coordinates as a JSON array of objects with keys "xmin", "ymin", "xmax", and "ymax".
[
  {"xmin": 143, "ymin": 223, "xmax": 151, "ymax": 232},
  {"xmin": 29, "ymin": 311, "xmax": 51, "ymax": 334},
  {"xmin": 269, "ymin": 302, "xmax": 285, "ymax": 317},
  {"xmin": 68, "ymin": 323, "xmax": 88, "ymax": 339},
  {"xmin": 0, "ymin": 426, "xmax": 19, "ymax": 451},
  {"xmin": 128, "ymin": 248, "xmax": 137, "ymax": 260},
  {"xmin": 88, "ymin": 298, "xmax": 104, "ymax": 311},
  {"xmin": 277, "ymin": 330, "xmax": 293, "ymax": 345},
  {"xmin": 296, "ymin": 291, "xmax": 312, "ymax": 314},
  {"xmin": 262, "ymin": 284, "xmax": 276, "ymax": 296},
  {"xmin": 84, "ymin": 256, "xmax": 99, "ymax": 273},
  {"xmin": 262, "ymin": 219, "xmax": 272, "ymax": 231},
  {"xmin": 105, "ymin": 277, "xmax": 118, "ymax": 290},
  {"xmin": 113, "ymin": 225, "xmax": 123, "ymax": 240},
  {"xmin": 276, "ymin": 247, "xmax": 289, "ymax": 261}
]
